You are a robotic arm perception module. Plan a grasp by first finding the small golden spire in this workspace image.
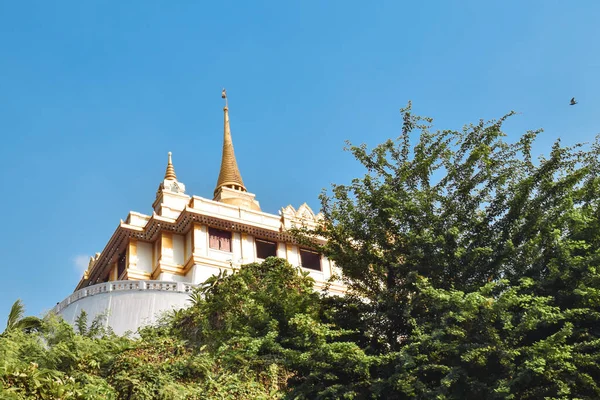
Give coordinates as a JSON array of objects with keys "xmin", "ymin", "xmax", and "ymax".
[
  {"xmin": 164, "ymin": 151, "xmax": 177, "ymax": 180},
  {"xmin": 215, "ymin": 89, "xmax": 246, "ymax": 196}
]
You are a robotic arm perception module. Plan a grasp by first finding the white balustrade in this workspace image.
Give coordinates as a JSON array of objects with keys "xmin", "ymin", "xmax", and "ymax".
[{"xmin": 53, "ymin": 280, "xmax": 198, "ymax": 314}]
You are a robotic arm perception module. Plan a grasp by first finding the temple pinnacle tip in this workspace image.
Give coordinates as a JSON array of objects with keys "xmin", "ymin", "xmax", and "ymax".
[{"xmin": 164, "ymin": 152, "xmax": 177, "ymax": 180}]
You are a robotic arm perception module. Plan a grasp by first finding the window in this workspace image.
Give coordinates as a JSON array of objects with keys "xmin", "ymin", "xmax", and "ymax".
[
  {"xmin": 300, "ymin": 248, "xmax": 321, "ymax": 271},
  {"xmin": 209, "ymin": 227, "xmax": 232, "ymax": 252},
  {"xmin": 256, "ymin": 239, "xmax": 277, "ymax": 259},
  {"xmin": 117, "ymin": 250, "xmax": 126, "ymax": 278}
]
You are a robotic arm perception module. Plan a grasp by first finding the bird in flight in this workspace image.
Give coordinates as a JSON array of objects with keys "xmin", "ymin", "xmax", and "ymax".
[{"xmin": 570, "ymin": 97, "xmax": 578, "ymax": 105}]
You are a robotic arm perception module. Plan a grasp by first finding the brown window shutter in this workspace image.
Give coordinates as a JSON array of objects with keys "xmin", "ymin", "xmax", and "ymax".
[
  {"xmin": 209, "ymin": 228, "xmax": 233, "ymax": 252},
  {"xmin": 221, "ymin": 236, "xmax": 231, "ymax": 252}
]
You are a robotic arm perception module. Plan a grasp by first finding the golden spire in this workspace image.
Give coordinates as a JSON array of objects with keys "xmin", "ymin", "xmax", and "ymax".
[
  {"xmin": 164, "ymin": 151, "xmax": 177, "ymax": 180},
  {"xmin": 215, "ymin": 89, "xmax": 247, "ymax": 195}
]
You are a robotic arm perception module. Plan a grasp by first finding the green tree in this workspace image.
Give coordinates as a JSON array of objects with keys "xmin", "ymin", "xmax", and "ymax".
[
  {"xmin": 169, "ymin": 257, "xmax": 372, "ymax": 399},
  {"xmin": 296, "ymin": 103, "xmax": 600, "ymax": 398},
  {"xmin": 379, "ymin": 275, "xmax": 599, "ymax": 399},
  {"xmin": 171, "ymin": 257, "xmax": 321, "ymax": 351}
]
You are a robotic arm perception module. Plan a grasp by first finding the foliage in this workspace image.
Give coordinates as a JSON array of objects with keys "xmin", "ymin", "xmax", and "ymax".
[
  {"xmin": 169, "ymin": 257, "xmax": 369, "ymax": 399},
  {"xmin": 171, "ymin": 257, "xmax": 320, "ymax": 347},
  {"xmin": 377, "ymin": 275, "xmax": 600, "ymax": 399},
  {"xmin": 0, "ymin": 302, "xmax": 292, "ymax": 399},
  {"xmin": 296, "ymin": 102, "xmax": 600, "ymax": 398},
  {"xmin": 0, "ymin": 313, "xmax": 125, "ymax": 399},
  {"xmin": 2, "ymin": 299, "xmax": 42, "ymax": 336}
]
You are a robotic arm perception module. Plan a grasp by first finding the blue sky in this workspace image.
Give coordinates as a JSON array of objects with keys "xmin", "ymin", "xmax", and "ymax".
[{"xmin": 1, "ymin": 1, "xmax": 599, "ymax": 322}]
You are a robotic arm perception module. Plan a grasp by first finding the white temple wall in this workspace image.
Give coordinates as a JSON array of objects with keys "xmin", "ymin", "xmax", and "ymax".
[
  {"xmin": 153, "ymin": 241, "xmax": 159, "ymax": 269},
  {"xmin": 321, "ymin": 255, "xmax": 331, "ymax": 280},
  {"xmin": 164, "ymin": 193, "xmax": 189, "ymax": 211},
  {"xmin": 207, "ymin": 249, "xmax": 233, "ymax": 263},
  {"xmin": 232, "ymin": 232, "xmax": 242, "ymax": 265},
  {"xmin": 173, "ymin": 234, "xmax": 184, "ymax": 265},
  {"xmin": 277, "ymin": 242, "xmax": 287, "ymax": 259},
  {"xmin": 159, "ymin": 272, "xmax": 187, "ymax": 283},
  {"xmin": 160, "ymin": 206, "xmax": 180, "ymax": 219},
  {"xmin": 189, "ymin": 264, "xmax": 223, "ymax": 285},
  {"xmin": 57, "ymin": 285, "xmax": 192, "ymax": 336},
  {"xmin": 185, "ymin": 230, "xmax": 192, "ymax": 262},
  {"xmin": 308, "ymin": 269, "xmax": 325, "ymax": 281},
  {"xmin": 193, "ymin": 224, "xmax": 207, "ymax": 257},
  {"xmin": 241, "ymin": 234, "xmax": 255, "ymax": 264},
  {"xmin": 137, "ymin": 242, "xmax": 152, "ymax": 273},
  {"xmin": 287, "ymin": 244, "xmax": 300, "ymax": 267}
]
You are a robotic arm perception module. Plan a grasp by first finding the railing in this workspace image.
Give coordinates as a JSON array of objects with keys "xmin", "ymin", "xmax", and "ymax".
[{"xmin": 54, "ymin": 280, "xmax": 197, "ymax": 314}]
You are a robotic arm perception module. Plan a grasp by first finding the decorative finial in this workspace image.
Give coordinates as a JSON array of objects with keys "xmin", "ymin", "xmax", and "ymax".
[
  {"xmin": 221, "ymin": 88, "xmax": 228, "ymax": 109},
  {"xmin": 164, "ymin": 151, "xmax": 177, "ymax": 180}
]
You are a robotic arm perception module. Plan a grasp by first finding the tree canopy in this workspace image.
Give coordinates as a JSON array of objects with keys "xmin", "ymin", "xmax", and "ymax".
[{"xmin": 299, "ymin": 103, "xmax": 600, "ymax": 398}]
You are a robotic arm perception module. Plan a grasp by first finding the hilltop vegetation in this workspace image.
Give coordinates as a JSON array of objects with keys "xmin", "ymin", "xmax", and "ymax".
[{"xmin": 3, "ymin": 104, "xmax": 600, "ymax": 399}]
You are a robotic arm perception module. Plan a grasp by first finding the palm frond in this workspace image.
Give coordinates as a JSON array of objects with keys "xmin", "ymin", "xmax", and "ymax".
[
  {"xmin": 3, "ymin": 300, "xmax": 42, "ymax": 335},
  {"xmin": 14, "ymin": 316, "xmax": 43, "ymax": 333},
  {"xmin": 5, "ymin": 299, "xmax": 25, "ymax": 332}
]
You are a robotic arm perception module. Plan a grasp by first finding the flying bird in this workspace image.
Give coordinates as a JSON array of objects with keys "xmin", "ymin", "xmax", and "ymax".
[{"xmin": 570, "ymin": 97, "xmax": 578, "ymax": 105}]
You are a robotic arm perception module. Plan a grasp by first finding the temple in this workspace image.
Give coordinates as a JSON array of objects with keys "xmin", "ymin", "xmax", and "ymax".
[{"xmin": 54, "ymin": 91, "xmax": 344, "ymax": 334}]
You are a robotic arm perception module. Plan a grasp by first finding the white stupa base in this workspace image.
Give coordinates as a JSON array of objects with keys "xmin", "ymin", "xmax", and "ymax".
[{"xmin": 54, "ymin": 280, "xmax": 197, "ymax": 336}]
